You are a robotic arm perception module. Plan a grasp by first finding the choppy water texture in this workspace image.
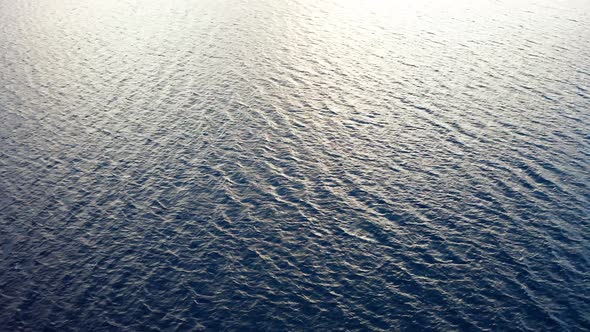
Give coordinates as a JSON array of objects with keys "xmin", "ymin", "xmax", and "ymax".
[{"xmin": 1, "ymin": 0, "xmax": 590, "ymax": 330}]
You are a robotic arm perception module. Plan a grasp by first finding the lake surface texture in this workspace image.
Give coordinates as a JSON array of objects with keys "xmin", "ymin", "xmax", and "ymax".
[{"xmin": 1, "ymin": 0, "xmax": 589, "ymax": 330}]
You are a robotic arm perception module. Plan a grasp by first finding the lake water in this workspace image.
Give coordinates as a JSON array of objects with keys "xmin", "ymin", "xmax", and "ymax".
[{"xmin": 1, "ymin": 0, "xmax": 589, "ymax": 330}]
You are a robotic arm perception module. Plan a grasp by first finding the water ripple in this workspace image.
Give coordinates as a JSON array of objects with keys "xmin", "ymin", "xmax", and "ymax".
[{"xmin": 1, "ymin": 0, "xmax": 589, "ymax": 330}]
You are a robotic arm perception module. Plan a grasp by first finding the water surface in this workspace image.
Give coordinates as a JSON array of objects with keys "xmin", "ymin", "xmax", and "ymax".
[{"xmin": 1, "ymin": 0, "xmax": 589, "ymax": 330}]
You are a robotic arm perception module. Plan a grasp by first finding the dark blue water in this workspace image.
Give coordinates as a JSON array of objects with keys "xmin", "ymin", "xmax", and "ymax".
[{"xmin": 1, "ymin": 0, "xmax": 589, "ymax": 330}]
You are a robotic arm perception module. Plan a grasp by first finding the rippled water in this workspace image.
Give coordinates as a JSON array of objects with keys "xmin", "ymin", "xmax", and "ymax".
[{"xmin": 1, "ymin": 0, "xmax": 589, "ymax": 330}]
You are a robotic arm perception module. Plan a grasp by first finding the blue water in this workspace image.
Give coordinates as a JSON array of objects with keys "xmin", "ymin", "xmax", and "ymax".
[{"xmin": 1, "ymin": 0, "xmax": 589, "ymax": 330}]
